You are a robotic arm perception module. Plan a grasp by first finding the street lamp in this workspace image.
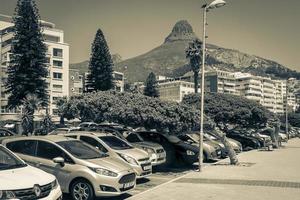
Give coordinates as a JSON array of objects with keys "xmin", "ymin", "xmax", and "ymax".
[{"xmin": 198, "ymin": 0, "xmax": 226, "ymax": 172}]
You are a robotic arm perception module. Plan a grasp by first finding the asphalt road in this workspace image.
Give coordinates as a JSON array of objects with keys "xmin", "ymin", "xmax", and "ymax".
[{"xmin": 63, "ymin": 166, "xmax": 194, "ymax": 200}]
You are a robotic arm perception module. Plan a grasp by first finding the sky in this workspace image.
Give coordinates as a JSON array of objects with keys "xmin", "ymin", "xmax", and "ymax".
[{"xmin": 0, "ymin": 0, "xmax": 299, "ymax": 71}]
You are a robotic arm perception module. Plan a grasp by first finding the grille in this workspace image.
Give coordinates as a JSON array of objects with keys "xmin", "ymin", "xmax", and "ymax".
[
  {"xmin": 156, "ymin": 149, "xmax": 164, "ymax": 153},
  {"xmin": 119, "ymin": 173, "xmax": 136, "ymax": 184},
  {"xmin": 176, "ymin": 178, "xmax": 300, "ymax": 189},
  {"xmin": 138, "ymin": 157, "xmax": 150, "ymax": 164},
  {"xmin": 14, "ymin": 183, "xmax": 52, "ymax": 200}
]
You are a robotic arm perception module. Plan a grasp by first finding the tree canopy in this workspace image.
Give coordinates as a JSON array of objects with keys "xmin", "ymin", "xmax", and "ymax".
[
  {"xmin": 86, "ymin": 29, "xmax": 114, "ymax": 92},
  {"xmin": 62, "ymin": 91, "xmax": 213, "ymax": 134},
  {"xmin": 182, "ymin": 93, "xmax": 278, "ymax": 131},
  {"xmin": 5, "ymin": 0, "xmax": 48, "ymax": 108},
  {"xmin": 144, "ymin": 72, "xmax": 159, "ymax": 97}
]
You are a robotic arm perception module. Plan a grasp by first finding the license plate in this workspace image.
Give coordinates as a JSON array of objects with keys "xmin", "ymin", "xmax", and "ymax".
[
  {"xmin": 123, "ymin": 182, "xmax": 135, "ymax": 189},
  {"xmin": 143, "ymin": 165, "xmax": 151, "ymax": 171}
]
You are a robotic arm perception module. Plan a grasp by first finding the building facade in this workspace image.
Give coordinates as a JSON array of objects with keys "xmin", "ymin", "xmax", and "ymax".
[
  {"xmin": 69, "ymin": 69, "xmax": 83, "ymax": 96},
  {"xmin": 0, "ymin": 15, "xmax": 69, "ymax": 120},
  {"xmin": 82, "ymin": 71, "xmax": 125, "ymax": 93},
  {"xmin": 181, "ymin": 70, "xmax": 298, "ymax": 114},
  {"xmin": 157, "ymin": 78, "xmax": 197, "ymax": 102}
]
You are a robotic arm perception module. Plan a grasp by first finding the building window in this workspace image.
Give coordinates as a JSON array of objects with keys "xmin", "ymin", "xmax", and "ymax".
[
  {"xmin": 53, "ymin": 84, "xmax": 63, "ymax": 92},
  {"xmin": 53, "ymin": 48, "xmax": 63, "ymax": 58},
  {"xmin": 44, "ymin": 34, "xmax": 60, "ymax": 42},
  {"xmin": 53, "ymin": 72, "xmax": 62, "ymax": 80},
  {"xmin": 53, "ymin": 60, "xmax": 63, "ymax": 68}
]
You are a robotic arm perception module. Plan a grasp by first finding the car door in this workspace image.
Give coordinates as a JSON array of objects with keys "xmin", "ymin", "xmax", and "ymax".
[{"xmin": 34, "ymin": 141, "xmax": 75, "ymax": 192}]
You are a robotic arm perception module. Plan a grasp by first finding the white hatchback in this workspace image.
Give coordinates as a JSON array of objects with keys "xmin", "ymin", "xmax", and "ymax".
[{"xmin": 0, "ymin": 145, "xmax": 62, "ymax": 200}]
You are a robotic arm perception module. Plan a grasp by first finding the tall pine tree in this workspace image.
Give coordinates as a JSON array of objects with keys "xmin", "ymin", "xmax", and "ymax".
[
  {"xmin": 144, "ymin": 72, "xmax": 159, "ymax": 97},
  {"xmin": 5, "ymin": 0, "xmax": 48, "ymax": 108},
  {"xmin": 86, "ymin": 29, "xmax": 114, "ymax": 92}
]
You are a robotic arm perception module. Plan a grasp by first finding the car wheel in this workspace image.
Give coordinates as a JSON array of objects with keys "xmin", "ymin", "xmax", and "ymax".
[
  {"xmin": 71, "ymin": 179, "xmax": 94, "ymax": 200},
  {"xmin": 203, "ymin": 152, "xmax": 208, "ymax": 162}
]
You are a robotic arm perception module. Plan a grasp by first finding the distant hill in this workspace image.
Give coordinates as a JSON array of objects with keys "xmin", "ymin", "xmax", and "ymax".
[{"xmin": 71, "ymin": 20, "xmax": 299, "ymax": 83}]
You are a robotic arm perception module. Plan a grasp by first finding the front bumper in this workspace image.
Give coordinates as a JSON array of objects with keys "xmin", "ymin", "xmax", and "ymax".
[
  {"xmin": 132, "ymin": 163, "xmax": 152, "ymax": 178},
  {"xmin": 149, "ymin": 152, "xmax": 166, "ymax": 166},
  {"xmin": 41, "ymin": 184, "xmax": 62, "ymax": 200},
  {"xmin": 93, "ymin": 170, "xmax": 136, "ymax": 197}
]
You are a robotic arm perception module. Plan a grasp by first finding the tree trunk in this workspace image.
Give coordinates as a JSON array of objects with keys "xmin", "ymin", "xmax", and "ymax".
[
  {"xmin": 194, "ymin": 71, "xmax": 199, "ymax": 93},
  {"xmin": 60, "ymin": 115, "xmax": 65, "ymax": 125},
  {"xmin": 213, "ymin": 128, "xmax": 239, "ymax": 165}
]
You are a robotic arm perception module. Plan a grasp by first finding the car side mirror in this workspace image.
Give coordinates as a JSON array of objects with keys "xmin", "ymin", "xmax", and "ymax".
[{"xmin": 53, "ymin": 157, "xmax": 65, "ymax": 167}]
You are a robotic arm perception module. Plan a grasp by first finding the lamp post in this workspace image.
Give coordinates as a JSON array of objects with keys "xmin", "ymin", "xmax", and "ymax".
[{"xmin": 198, "ymin": 0, "xmax": 226, "ymax": 172}]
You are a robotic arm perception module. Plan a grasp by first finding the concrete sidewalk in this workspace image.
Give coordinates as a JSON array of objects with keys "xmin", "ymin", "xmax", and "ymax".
[{"xmin": 129, "ymin": 139, "xmax": 300, "ymax": 200}]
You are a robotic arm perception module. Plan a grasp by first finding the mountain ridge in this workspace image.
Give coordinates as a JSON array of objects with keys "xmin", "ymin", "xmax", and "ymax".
[{"xmin": 70, "ymin": 20, "xmax": 299, "ymax": 83}]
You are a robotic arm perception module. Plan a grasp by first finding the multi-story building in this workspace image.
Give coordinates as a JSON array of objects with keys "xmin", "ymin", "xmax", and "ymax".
[
  {"xmin": 0, "ymin": 15, "xmax": 69, "ymax": 120},
  {"xmin": 69, "ymin": 69, "xmax": 83, "ymax": 96},
  {"xmin": 83, "ymin": 71, "xmax": 125, "ymax": 93},
  {"xmin": 157, "ymin": 78, "xmax": 197, "ymax": 102},
  {"xmin": 283, "ymin": 79, "xmax": 298, "ymax": 112},
  {"xmin": 182, "ymin": 69, "xmax": 290, "ymax": 114}
]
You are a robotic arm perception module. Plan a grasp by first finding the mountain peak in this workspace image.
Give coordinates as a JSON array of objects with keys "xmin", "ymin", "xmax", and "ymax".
[{"xmin": 164, "ymin": 20, "xmax": 198, "ymax": 43}]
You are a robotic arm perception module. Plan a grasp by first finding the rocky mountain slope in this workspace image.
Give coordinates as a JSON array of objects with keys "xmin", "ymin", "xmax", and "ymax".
[{"xmin": 71, "ymin": 20, "xmax": 299, "ymax": 83}]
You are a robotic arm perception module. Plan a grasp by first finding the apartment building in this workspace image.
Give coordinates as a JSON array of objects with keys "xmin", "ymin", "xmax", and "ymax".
[
  {"xmin": 83, "ymin": 71, "xmax": 125, "ymax": 93},
  {"xmin": 0, "ymin": 15, "xmax": 69, "ymax": 120},
  {"xmin": 69, "ymin": 69, "xmax": 83, "ymax": 96},
  {"xmin": 283, "ymin": 79, "xmax": 298, "ymax": 112},
  {"xmin": 182, "ymin": 69, "xmax": 292, "ymax": 114},
  {"xmin": 157, "ymin": 78, "xmax": 197, "ymax": 102}
]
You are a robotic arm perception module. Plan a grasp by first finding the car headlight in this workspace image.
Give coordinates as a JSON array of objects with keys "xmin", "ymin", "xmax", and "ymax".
[
  {"xmin": 90, "ymin": 167, "xmax": 118, "ymax": 177},
  {"xmin": 0, "ymin": 190, "xmax": 16, "ymax": 199},
  {"xmin": 51, "ymin": 179, "xmax": 58, "ymax": 189},
  {"xmin": 142, "ymin": 147, "xmax": 155, "ymax": 154},
  {"xmin": 186, "ymin": 150, "xmax": 195, "ymax": 156},
  {"xmin": 118, "ymin": 154, "xmax": 139, "ymax": 165}
]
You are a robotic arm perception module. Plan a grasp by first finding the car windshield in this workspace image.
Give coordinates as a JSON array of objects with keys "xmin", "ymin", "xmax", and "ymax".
[
  {"xmin": 99, "ymin": 136, "xmax": 133, "ymax": 150},
  {"xmin": 57, "ymin": 140, "xmax": 106, "ymax": 160},
  {"xmin": 0, "ymin": 146, "xmax": 26, "ymax": 170}
]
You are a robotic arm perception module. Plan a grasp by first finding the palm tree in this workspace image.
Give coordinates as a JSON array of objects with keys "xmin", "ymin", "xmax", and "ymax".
[
  {"xmin": 21, "ymin": 94, "xmax": 41, "ymax": 135},
  {"xmin": 212, "ymin": 127, "xmax": 239, "ymax": 165},
  {"xmin": 186, "ymin": 39, "xmax": 202, "ymax": 93}
]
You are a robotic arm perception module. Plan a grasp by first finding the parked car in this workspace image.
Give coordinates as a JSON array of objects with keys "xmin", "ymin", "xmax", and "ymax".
[
  {"xmin": 134, "ymin": 131, "xmax": 199, "ymax": 166},
  {"xmin": 0, "ymin": 144, "xmax": 62, "ymax": 200},
  {"xmin": 79, "ymin": 122, "xmax": 98, "ymax": 129},
  {"xmin": 279, "ymin": 132, "xmax": 288, "ymax": 143},
  {"xmin": 63, "ymin": 131, "xmax": 152, "ymax": 178},
  {"xmin": 205, "ymin": 132, "xmax": 243, "ymax": 154},
  {"xmin": 247, "ymin": 132, "xmax": 273, "ymax": 149},
  {"xmin": 81, "ymin": 124, "xmax": 167, "ymax": 167},
  {"xmin": 124, "ymin": 131, "xmax": 166, "ymax": 166},
  {"xmin": 48, "ymin": 127, "xmax": 80, "ymax": 135},
  {"xmin": 2, "ymin": 136, "xmax": 136, "ymax": 200},
  {"xmin": 178, "ymin": 132, "xmax": 222, "ymax": 161},
  {"xmin": 226, "ymin": 130, "xmax": 261, "ymax": 151},
  {"xmin": 0, "ymin": 128, "xmax": 16, "ymax": 137}
]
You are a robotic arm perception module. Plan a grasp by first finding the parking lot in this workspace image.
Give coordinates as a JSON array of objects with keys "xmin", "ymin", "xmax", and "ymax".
[{"xmin": 63, "ymin": 166, "xmax": 195, "ymax": 200}]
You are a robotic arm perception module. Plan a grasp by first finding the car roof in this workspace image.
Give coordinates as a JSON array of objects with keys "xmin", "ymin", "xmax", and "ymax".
[
  {"xmin": 66, "ymin": 131, "xmax": 115, "ymax": 137},
  {"xmin": 3, "ymin": 135, "xmax": 77, "ymax": 143}
]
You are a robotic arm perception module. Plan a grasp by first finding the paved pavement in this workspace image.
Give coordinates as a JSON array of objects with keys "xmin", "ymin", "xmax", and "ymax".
[
  {"xmin": 129, "ymin": 138, "xmax": 300, "ymax": 200},
  {"xmin": 63, "ymin": 167, "xmax": 192, "ymax": 200}
]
